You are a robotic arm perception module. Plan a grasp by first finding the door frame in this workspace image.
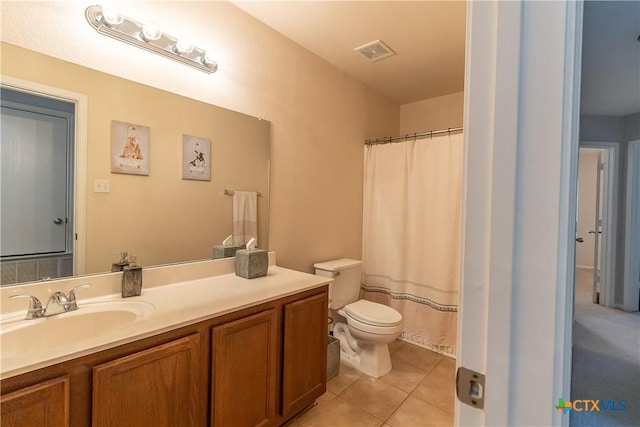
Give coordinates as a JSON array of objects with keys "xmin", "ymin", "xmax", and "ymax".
[
  {"xmin": 456, "ymin": 1, "xmax": 583, "ymax": 426},
  {"xmin": 578, "ymin": 142, "xmax": 619, "ymax": 308},
  {"xmin": 624, "ymin": 140, "xmax": 640, "ymax": 312},
  {"xmin": 1, "ymin": 75, "xmax": 88, "ymax": 276}
]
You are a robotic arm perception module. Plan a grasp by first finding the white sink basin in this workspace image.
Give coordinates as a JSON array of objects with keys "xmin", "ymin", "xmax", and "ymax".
[{"xmin": 0, "ymin": 300, "xmax": 154, "ymax": 359}]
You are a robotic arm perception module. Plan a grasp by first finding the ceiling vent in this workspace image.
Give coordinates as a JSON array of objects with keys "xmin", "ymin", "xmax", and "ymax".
[{"xmin": 354, "ymin": 40, "xmax": 395, "ymax": 62}]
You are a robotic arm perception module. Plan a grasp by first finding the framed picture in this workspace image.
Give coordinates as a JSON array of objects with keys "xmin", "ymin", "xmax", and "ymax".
[
  {"xmin": 111, "ymin": 121, "xmax": 150, "ymax": 175},
  {"xmin": 182, "ymin": 135, "xmax": 211, "ymax": 181}
]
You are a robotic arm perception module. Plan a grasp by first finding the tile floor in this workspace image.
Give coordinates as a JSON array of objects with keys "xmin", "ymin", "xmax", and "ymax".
[{"xmin": 287, "ymin": 340, "xmax": 455, "ymax": 427}]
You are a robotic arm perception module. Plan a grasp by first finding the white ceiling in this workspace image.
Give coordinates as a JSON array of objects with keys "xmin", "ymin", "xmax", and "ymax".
[
  {"xmin": 235, "ymin": 0, "xmax": 639, "ymax": 116},
  {"xmin": 232, "ymin": 1, "xmax": 467, "ymax": 105},
  {"xmin": 1, "ymin": 1, "xmax": 636, "ymax": 115}
]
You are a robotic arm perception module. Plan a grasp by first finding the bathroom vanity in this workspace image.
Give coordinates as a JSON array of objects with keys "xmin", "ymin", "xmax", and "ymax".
[{"xmin": 0, "ymin": 256, "xmax": 330, "ymax": 426}]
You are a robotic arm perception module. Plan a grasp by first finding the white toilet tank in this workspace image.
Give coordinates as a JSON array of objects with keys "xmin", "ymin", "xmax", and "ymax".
[{"xmin": 314, "ymin": 258, "xmax": 363, "ymax": 310}]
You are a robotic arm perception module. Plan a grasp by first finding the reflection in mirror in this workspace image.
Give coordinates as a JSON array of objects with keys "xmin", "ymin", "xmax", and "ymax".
[{"xmin": 0, "ymin": 43, "xmax": 270, "ymax": 286}]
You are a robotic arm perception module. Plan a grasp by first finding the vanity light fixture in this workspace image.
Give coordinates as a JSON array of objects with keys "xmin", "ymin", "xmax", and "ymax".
[{"xmin": 85, "ymin": 4, "xmax": 218, "ymax": 74}]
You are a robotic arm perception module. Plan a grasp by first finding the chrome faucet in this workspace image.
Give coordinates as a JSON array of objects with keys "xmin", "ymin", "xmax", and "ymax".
[
  {"xmin": 8, "ymin": 294, "xmax": 44, "ymax": 319},
  {"xmin": 45, "ymin": 291, "xmax": 71, "ymax": 316},
  {"xmin": 10, "ymin": 284, "xmax": 91, "ymax": 320},
  {"xmin": 67, "ymin": 284, "xmax": 90, "ymax": 310}
]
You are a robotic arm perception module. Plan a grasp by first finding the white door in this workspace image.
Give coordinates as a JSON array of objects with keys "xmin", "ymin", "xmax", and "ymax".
[
  {"xmin": 576, "ymin": 145, "xmax": 618, "ymax": 307},
  {"xmin": 1, "ymin": 105, "xmax": 70, "ymax": 256},
  {"xmin": 580, "ymin": 143, "xmax": 619, "ymax": 308},
  {"xmin": 591, "ymin": 152, "xmax": 604, "ymax": 303},
  {"xmin": 456, "ymin": 1, "xmax": 582, "ymax": 426}
]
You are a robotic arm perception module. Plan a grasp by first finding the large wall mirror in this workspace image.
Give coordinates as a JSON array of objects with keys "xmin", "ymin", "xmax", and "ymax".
[{"xmin": 1, "ymin": 43, "xmax": 270, "ymax": 286}]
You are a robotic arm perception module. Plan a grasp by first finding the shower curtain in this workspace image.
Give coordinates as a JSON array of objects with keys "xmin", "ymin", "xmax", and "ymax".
[{"xmin": 361, "ymin": 132, "xmax": 463, "ymax": 356}]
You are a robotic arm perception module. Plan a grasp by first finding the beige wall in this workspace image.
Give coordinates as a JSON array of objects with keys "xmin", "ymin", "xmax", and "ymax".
[
  {"xmin": 1, "ymin": 2, "xmax": 399, "ymax": 274},
  {"xmin": 399, "ymin": 91, "xmax": 464, "ymax": 134}
]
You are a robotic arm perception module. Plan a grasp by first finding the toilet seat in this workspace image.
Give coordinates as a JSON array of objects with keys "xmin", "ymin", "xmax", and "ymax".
[
  {"xmin": 343, "ymin": 299, "xmax": 402, "ymax": 327},
  {"xmin": 346, "ymin": 315, "xmax": 403, "ymax": 336}
]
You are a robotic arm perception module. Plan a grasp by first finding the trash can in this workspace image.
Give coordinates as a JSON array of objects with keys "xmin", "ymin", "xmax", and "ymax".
[{"xmin": 327, "ymin": 335, "xmax": 340, "ymax": 380}]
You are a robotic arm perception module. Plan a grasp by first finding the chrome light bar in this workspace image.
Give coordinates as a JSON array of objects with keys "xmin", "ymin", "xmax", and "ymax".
[{"xmin": 85, "ymin": 4, "xmax": 218, "ymax": 74}]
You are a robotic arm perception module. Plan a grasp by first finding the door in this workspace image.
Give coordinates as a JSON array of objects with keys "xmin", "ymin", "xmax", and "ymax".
[
  {"xmin": 591, "ymin": 152, "xmax": 604, "ymax": 303},
  {"xmin": 578, "ymin": 144, "xmax": 618, "ymax": 308},
  {"xmin": 1, "ymin": 95, "xmax": 73, "ymax": 257},
  {"xmin": 92, "ymin": 334, "xmax": 202, "ymax": 427},
  {"xmin": 0, "ymin": 376, "xmax": 70, "ymax": 427},
  {"xmin": 457, "ymin": 1, "xmax": 582, "ymax": 426},
  {"xmin": 211, "ymin": 309, "xmax": 277, "ymax": 427},
  {"xmin": 282, "ymin": 291, "xmax": 328, "ymax": 419}
]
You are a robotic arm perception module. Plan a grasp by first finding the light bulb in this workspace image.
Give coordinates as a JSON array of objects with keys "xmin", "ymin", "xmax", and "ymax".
[
  {"xmin": 174, "ymin": 39, "xmax": 194, "ymax": 54},
  {"xmin": 201, "ymin": 52, "xmax": 218, "ymax": 70},
  {"xmin": 100, "ymin": 6, "xmax": 123, "ymax": 26},
  {"xmin": 201, "ymin": 52, "xmax": 214, "ymax": 66},
  {"xmin": 141, "ymin": 22, "xmax": 161, "ymax": 41}
]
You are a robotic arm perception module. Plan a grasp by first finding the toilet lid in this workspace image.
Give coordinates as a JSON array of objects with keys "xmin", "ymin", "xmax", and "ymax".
[{"xmin": 344, "ymin": 300, "xmax": 402, "ymax": 327}]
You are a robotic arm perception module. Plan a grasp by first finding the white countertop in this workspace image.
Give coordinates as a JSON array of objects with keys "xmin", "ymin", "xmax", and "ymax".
[{"xmin": 1, "ymin": 265, "xmax": 331, "ymax": 379}]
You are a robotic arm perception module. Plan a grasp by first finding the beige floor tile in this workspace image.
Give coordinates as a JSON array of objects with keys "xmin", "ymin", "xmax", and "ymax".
[
  {"xmin": 293, "ymin": 391, "xmax": 337, "ymax": 424},
  {"xmin": 284, "ymin": 418, "xmax": 301, "ymax": 427},
  {"xmin": 327, "ymin": 363, "xmax": 364, "ymax": 394},
  {"xmin": 340, "ymin": 376, "xmax": 408, "ymax": 421},
  {"xmin": 386, "ymin": 396, "xmax": 454, "ymax": 427},
  {"xmin": 379, "ymin": 360, "xmax": 428, "ymax": 393},
  {"xmin": 299, "ymin": 396, "xmax": 384, "ymax": 427},
  {"xmin": 388, "ymin": 339, "xmax": 405, "ymax": 354},
  {"xmin": 391, "ymin": 343, "xmax": 443, "ymax": 374},
  {"xmin": 429, "ymin": 356, "xmax": 456, "ymax": 381},
  {"xmin": 411, "ymin": 374, "xmax": 455, "ymax": 413}
]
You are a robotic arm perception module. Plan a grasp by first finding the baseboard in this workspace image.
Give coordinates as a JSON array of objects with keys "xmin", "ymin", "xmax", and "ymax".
[{"xmin": 399, "ymin": 333, "xmax": 456, "ymax": 359}]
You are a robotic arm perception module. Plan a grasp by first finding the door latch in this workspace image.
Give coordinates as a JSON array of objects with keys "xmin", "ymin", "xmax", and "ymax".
[{"xmin": 456, "ymin": 367, "xmax": 485, "ymax": 409}]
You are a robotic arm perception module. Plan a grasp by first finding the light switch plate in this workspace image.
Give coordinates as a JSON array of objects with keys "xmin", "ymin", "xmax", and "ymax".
[{"xmin": 93, "ymin": 178, "xmax": 110, "ymax": 193}]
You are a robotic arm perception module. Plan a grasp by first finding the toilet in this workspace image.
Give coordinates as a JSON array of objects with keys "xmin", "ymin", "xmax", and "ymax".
[{"xmin": 314, "ymin": 258, "xmax": 402, "ymax": 378}]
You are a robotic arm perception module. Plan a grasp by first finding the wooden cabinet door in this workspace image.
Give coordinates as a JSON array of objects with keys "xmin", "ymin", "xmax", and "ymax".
[
  {"xmin": 211, "ymin": 309, "xmax": 277, "ymax": 427},
  {"xmin": 281, "ymin": 291, "xmax": 328, "ymax": 419},
  {"xmin": 92, "ymin": 334, "xmax": 202, "ymax": 427},
  {"xmin": 0, "ymin": 375, "xmax": 69, "ymax": 427}
]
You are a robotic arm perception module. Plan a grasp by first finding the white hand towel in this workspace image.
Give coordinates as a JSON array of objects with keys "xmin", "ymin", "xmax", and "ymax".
[{"xmin": 232, "ymin": 191, "xmax": 258, "ymax": 246}]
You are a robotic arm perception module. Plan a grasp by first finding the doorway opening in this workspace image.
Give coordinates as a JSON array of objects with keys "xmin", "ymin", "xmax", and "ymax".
[
  {"xmin": 0, "ymin": 77, "xmax": 87, "ymax": 285},
  {"xmin": 571, "ymin": 142, "xmax": 640, "ymax": 425},
  {"xmin": 1, "ymin": 88, "xmax": 75, "ymax": 284},
  {"xmin": 575, "ymin": 143, "xmax": 618, "ymax": 307}
]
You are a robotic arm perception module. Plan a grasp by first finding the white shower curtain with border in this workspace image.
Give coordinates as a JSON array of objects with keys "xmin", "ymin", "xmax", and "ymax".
[{"xmin": 361, "ymin": 131, "xmax": 462, "ymax": 356}]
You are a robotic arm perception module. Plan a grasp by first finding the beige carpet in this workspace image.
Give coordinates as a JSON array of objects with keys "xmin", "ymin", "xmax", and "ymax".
[{"xmin": 570, "ymin": 268, "xmax": 640, "ymax": 427}]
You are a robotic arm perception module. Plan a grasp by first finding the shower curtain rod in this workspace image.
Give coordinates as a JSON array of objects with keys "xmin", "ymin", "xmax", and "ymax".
[{"xmin": 364, "ymin": 126, "xmax": 463, "ymax": 146}]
